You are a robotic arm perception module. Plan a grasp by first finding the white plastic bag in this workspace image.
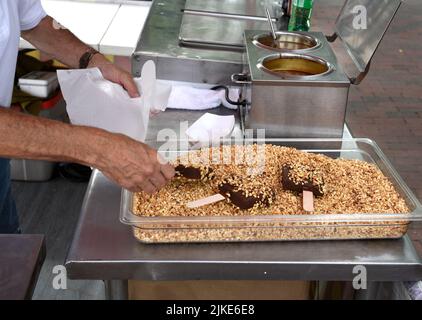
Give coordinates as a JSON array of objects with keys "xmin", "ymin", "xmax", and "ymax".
[
  {"xmin": 137, "ymin": 60, "xmax": 171, "ymax": 114},
  {"xmin": 57, "ymin": 61, "xmax": 171, "ymax": 142}
]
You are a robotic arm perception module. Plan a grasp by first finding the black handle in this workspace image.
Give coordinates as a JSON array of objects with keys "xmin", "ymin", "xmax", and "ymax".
[{"xmin": 211, "ymin": 85, "xmax": 247, "ymax": 107}]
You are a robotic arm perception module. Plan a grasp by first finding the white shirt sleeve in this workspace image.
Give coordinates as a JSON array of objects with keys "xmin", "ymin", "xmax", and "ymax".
[{"xmin": 18, "ymin": 0, "xmax": 47, "ymax": 31}]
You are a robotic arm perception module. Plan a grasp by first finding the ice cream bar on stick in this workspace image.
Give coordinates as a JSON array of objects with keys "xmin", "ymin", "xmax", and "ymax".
[
  {"xmin": 217, "ymin": 175, "xmax": 275, "ymax": 210},
  {"xmin": 218, "ymin": 181, "xmax": 273, "ymax": 210},
  {"xmin": 186, "ymin": 187, "xmax": 272, "ymax": 210},
  {"xmin": 281, "ymin": 165, "xmax": 324, "ymax": 212},
  {"xmin": 175, "ymin": 165, "xmax": 214, "ymax": 181},
  {"xmin": 186, "ymin": 176, "xmax": 274, "ymax": 210},
  {"xmin": 186, "ymin": 194, "xmax": 226, "ymax": 209}
]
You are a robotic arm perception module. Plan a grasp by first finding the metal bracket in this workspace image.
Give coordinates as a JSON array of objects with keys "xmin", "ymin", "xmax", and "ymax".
[
  {"xmin": 211, "ymin": 85, "xmax": 246, "ymax": 107},
  {"xmin": 231, "ymin": 73, "xmax": 251, "ymax": 85},
  {"xmin": 349, "ymin": 60, "xmax": 371, "ymax": 85},
  {"xmin": 326, "ymin": 32, "xmax": 338, "ymax": 43}
]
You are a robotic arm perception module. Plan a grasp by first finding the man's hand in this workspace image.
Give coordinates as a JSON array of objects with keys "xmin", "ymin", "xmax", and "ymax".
[
  {"xmin": 97, "ymin": 133, "xmax": 175, "ymax": 194},
  {"xmin": 88, "ymin": 54, "xmax": 140, "ymax": 98}
]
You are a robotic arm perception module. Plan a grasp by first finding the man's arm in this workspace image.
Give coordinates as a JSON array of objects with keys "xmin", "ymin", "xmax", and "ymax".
[
  {"xmin": 21, "ymin": 16, "xmax": 140, "ymax": 98},
  {"xmin": 0, "ymin": 108, "xmax": 174, "ymax": 193}
]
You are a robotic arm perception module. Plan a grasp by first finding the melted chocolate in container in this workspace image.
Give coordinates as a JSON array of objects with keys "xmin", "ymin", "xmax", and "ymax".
[
  {"xmin": 281, "ymin": 166, "xmax": 324, "ymax": 197},
  {"xmin": 175, "ymin": 165, "xmax": 214, "ymax": 181},
  {"xmin": 218, "ymin": 178, "xmax": 274, "ymax": 210}
]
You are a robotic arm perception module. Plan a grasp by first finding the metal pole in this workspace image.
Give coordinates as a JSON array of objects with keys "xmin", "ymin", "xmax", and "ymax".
[{"xmin": 104, "ymin": 280, "xmax": 129, "ymax": 300}]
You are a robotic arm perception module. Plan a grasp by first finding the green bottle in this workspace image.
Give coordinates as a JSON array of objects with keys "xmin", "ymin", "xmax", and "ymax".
[{"xmin": 288, "ymin": 0, "xmax": 314, "ymax": 32}]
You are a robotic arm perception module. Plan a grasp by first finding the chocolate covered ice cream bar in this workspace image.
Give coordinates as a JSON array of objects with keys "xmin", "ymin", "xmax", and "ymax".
[
  {"xmin": 218, "ymin": 176, "xmax": 275, "ymax": 210},
  {"xmin": 175, "ymin": 165, "xmax": 214, "ymax": 181},
  {"xmin": 281, "ymin": 165, "xmax": 324, "ymax": 197},
  {"xmin": 282, "ymin": 165, "xmax": 325, "ymax": 212}
]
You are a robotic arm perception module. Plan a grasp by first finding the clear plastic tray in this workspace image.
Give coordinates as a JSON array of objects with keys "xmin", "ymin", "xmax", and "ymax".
[{"xmin": 120, "ymin": 138, "xmax": 422, "ymax": 243}]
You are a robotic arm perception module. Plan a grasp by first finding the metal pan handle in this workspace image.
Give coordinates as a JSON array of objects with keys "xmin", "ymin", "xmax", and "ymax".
[{"xmin": 231, "ymin": 73, "xmax": 251, "ymax": 85}]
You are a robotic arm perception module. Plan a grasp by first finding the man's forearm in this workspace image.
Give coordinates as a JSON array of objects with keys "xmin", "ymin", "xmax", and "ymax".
[
  {"xmin": 0, "ymin": 108, "xmax": 175, "ymax": 193},
  {"xmin": 21, "ymin": 16, "xmax": 108, "ymax": 69},
  {"xmin": 0, "ymin": 108, "xmax": 109, "ymax": 167},
  {"xmin": 21, "ymin": 16, "xmax": 140, "ymax": 97}
]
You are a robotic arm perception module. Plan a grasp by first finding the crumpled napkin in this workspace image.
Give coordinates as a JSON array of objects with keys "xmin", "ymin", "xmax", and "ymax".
[
  {"xmin": 186, "ymin": 112, "xmax": 235, "ymax": 142},
  {"xmin": 57, "ymin": 60, "xmax": 171, "ymax": 142}
]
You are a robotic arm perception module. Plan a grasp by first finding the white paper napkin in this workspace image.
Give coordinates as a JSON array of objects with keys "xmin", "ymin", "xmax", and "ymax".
[{"xmin": 185, "ymin": 113, "xmax": 235, "ymax": 142}]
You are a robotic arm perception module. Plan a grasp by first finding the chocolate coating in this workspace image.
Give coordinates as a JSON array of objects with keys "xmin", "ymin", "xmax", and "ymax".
[
  {"xmin": 175, "ymin": 165, "xmax": 213, "ymax": 180},
  {"xmin": 282, "ymin": 166, "xmax": 324, "ymax": 197},
  {"xmin": 218, "ymin": 182, "xmax": 273, "ymax": 210}
]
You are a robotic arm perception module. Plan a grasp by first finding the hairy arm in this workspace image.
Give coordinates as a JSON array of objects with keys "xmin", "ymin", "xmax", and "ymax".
[
  {"xmin": 0, "ymin": 108, "xmax": 174, "ymax": 193},
  {"xmin": 21, "ymin": 16, "xmax": 90, "ymax": 69},
  {"xmin": 21, "ymin": 16, "xmax": 139, "ymax": 97},
  {"xmin": 0, "ymin": 107, "xmax": 106, "ymax": 164},
  {"xmin": 9, "ymin": 16, "xmax": 171, "ymax": 192}
]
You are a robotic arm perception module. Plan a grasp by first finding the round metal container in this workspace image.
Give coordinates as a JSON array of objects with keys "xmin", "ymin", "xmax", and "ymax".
[
  {"xmin": 253, "ymin": 32, "xmax": 320, "ymax": 52},
  {"xmin": 258, "ymin": 53, "xmax": 333, "ymax": 79}
]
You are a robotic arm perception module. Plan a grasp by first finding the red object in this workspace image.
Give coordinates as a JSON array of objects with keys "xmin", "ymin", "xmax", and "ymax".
[{"xmin": 40, "ymin": 91, "xmax": 62, "ymax": 110}]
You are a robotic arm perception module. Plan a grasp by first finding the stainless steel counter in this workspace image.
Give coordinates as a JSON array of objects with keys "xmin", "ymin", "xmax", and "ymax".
[
  {"xmin": 132, "ymin": 0, "xmax": 288, "ymax": 84},
  {"xmin": 132, "ymin": 0, "xmax": 243, "ymax": 83},
  {"xmin": 179, "ymin": 0, "xmax": 274, "ymax": 50},
  {"xmin": 66, "ymin": 167, "xmax": 422, "ymax": 281},
  {"xmin": 65, "ymin": 109, "xmax": 422, "ymax": 300},
  {"xmin": 144, "ymin": 107, "xmax": 243, "ymax": 148}
]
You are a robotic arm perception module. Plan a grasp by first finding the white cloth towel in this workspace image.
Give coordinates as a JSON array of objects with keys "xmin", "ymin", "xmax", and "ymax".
[{"xmin": 167, "ymin": 86, "xmax": 240, "ymax": 110}]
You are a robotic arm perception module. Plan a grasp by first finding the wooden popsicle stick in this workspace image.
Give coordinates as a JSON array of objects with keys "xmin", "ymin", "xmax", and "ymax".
[
  {"xmin": 302, "ymin": 190, "xmax": 315, "ymax": 212},
  {"xmin": 186, "ymin": 194, "xmax": 225, "ymax": 209}
]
